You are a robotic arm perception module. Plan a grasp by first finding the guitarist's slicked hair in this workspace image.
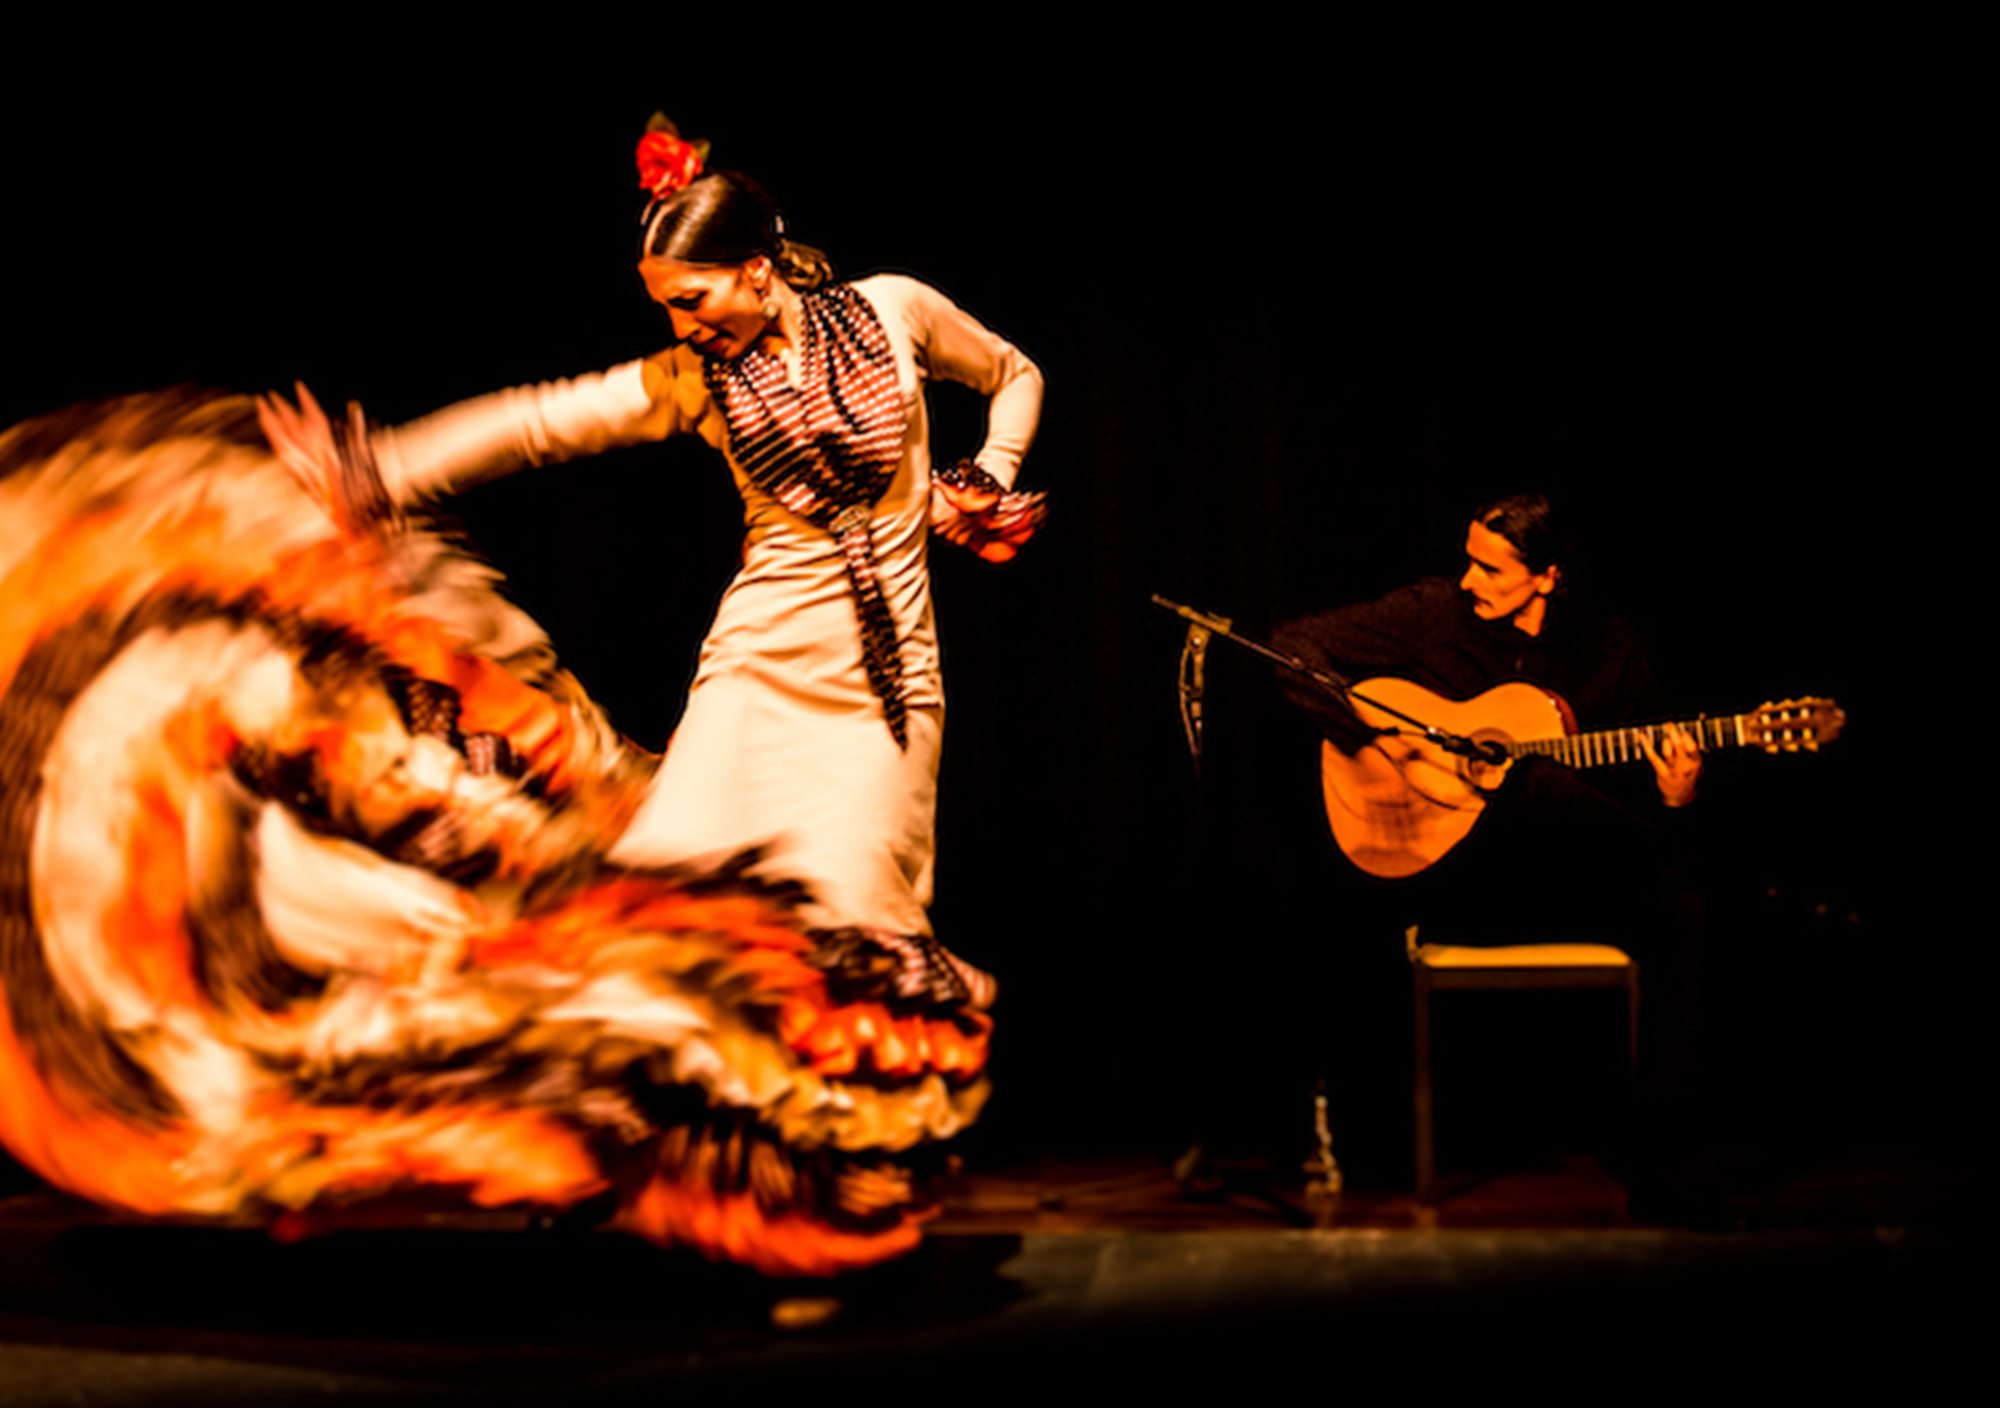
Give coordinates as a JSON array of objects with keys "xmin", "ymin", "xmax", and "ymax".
[{"xmin": 1472, "ymin": 493, "xmax": 1567, "ymax": 576}]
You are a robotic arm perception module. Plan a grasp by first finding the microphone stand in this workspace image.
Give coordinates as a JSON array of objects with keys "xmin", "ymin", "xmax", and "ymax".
[
  {"xmin": 1177, "ymin": 615, "xmax": 1216, "ymax": 779},
  {"xmin": 1151, "ymin": 595, "xmax": 1503, "ymax": 765}
]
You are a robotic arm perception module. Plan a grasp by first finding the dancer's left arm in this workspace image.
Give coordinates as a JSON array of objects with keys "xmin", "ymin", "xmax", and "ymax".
[
  {"xmin": 872, "ymin": 274, "xmax": 1043, "ymax": 487},
  {"xmin": 867, "ymin": 276, "xmax": 1044, "ymax": 562}
]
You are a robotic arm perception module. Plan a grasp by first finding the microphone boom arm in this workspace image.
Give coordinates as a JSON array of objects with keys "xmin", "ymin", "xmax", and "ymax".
[{"xmin": 1149, "ymin": 595, "xmax": 1502, "ymax": 764}]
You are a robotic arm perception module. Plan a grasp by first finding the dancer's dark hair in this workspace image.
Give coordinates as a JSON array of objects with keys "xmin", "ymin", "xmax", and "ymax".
[{"xmin": 641, "ymin": 171, "xmax": 832, "ymax": 290}]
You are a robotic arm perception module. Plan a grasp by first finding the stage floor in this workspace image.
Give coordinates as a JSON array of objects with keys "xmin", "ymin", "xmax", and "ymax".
[{"xmin": 0, "ymin": 1149, "xmax": 1973, "ymax": 1402}]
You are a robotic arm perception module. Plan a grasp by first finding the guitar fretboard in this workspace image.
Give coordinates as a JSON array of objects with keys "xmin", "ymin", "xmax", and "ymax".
[{"xmin": 1508, "ymin": 715, "xmax": 1743, "ymax": 769}]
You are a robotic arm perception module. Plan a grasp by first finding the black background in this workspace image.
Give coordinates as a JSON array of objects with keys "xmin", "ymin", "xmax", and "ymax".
[{"xmin": 1, "ymin": 40, "xmax": 1955, "ymax": 1178}]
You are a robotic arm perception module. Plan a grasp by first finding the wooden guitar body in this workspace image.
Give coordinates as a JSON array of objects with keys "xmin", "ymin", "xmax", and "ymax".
[
  {"xmin": 1318, "ymin": 678, "xmax": 1842, "ymax": 878},
  {"xmin": 1319, "ymin": 678, "xmax": 1574, "ymax": 879}
]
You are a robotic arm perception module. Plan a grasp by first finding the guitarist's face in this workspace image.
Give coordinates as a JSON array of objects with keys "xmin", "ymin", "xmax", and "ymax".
[{"xmin": 1461, "ymin": 522, "xmax": 1561, "ymax": 632}]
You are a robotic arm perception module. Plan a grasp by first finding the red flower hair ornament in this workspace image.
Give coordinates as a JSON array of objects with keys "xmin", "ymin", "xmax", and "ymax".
[{"xmin": 636, "ymin": 114, "xmax": 709, "ymax": 203}]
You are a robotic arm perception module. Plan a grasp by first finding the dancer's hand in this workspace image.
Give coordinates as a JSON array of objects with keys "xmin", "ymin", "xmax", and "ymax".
[
  {"xmin": 257, "ymin": 382, "xmax": 394, "ymax": 538},
  {"xmin": 257, "ymin": 381, "xmax": 342, "ymax": 509},
  {"xmin": 930, "ymin": 461, "xmax": 1046, "ymax": 564}
]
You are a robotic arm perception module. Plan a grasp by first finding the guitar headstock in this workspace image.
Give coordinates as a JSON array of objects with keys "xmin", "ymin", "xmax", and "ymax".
[{"xmin": 1746, "ymin": 697, "xmax": 1845, "ymax": 752}]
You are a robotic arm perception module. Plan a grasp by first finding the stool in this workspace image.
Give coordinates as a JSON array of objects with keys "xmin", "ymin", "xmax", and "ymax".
[{"xmin": 1407, "ymin": 924, "xmax": 1639, "ymax": 1202}]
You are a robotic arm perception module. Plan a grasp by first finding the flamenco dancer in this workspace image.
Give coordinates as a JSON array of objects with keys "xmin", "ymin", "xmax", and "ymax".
[
  {"xmin": 0, "ymin": 120, "xmax": 1036, "ymax": 1275},
  {"xmin": 279, "ymin": 120, "xmax": 1045, "ymax": 995}
]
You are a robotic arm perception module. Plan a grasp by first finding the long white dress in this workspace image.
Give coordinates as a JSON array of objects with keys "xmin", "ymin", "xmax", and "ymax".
[{"xmin": 375, "ymin": 273, "xmax": 1042, "ymax": 936}]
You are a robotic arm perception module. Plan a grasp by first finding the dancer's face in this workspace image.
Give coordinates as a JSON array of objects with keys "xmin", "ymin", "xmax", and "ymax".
[{"xmin": 640, "ymin": 255, "xmax": 773, "ymax": 360}]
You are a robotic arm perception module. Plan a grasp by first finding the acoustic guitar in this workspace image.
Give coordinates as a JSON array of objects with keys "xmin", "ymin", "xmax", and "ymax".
[{"xmin": 1320, "ymin": 678, "xmax": 1844, "ymax": 878}]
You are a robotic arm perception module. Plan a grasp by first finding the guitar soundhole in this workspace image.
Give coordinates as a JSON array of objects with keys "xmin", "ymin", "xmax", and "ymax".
[{"xmin": 1463, "ymin": 731, "xmax": 1512, "ymax": 793}]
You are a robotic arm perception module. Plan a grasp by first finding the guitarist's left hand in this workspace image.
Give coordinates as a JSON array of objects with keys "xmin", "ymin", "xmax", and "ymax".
[{"xmin": 1640, "ymin": 723, "xmax": 1702, "ymax": 809}]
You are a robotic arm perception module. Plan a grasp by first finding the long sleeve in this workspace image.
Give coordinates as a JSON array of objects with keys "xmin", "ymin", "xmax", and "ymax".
[
  {"xmin": 1274, "ymin": 582, "xmax": 1446, "ymax": 752},
  {"xmin": 372, "ymin": 353, "xmax": 713, "ymax": 504},
  {"xmin": 863, "ymin": 274, "xmax": 1042, "ymax": 488}
]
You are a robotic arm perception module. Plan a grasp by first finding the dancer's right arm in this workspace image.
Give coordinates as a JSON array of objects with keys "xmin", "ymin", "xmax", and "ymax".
[{"xmin": 372, "ymin": 347, "xmax": 725, "ymax": 503}]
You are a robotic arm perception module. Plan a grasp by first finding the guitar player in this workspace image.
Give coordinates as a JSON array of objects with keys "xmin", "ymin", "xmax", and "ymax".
[
  {"xmin": 1273, "ymin": 493, "xmax": 1715, "ymax": 1213},
  {"xmin": 1278, "ymin": 492, "xmax": 1703, "ymax": 825}
]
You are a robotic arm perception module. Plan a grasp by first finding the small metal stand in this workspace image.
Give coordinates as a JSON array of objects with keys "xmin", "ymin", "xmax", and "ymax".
[{"xmin": 1302, "ymin": 1081, "xmax": 1345, "ymax": 1228}]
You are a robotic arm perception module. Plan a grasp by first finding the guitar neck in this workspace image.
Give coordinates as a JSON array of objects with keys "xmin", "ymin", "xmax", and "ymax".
[{"xmin": 1507, "ymin": 714, "xmax": 1745, "ymax": 770}]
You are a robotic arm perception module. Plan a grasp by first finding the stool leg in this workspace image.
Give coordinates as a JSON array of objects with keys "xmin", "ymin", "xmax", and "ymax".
[
  {"xmin": 1413, "ymin": 967, "xmax": 1436, "ymax": 1202},
  {"xmin": 1621, "ymin": 964, "xmax": 1642, "ymax": 1182},
  {"xmin": 1626, "ymin": 964, "xmax": 1641, "ymax": 1085}
]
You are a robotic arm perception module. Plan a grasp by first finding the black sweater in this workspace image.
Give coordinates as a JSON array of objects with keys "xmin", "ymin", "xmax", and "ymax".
[{"xmin": 1274, "ymin": 577, "xmax": 1661, "ymax": 756}]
